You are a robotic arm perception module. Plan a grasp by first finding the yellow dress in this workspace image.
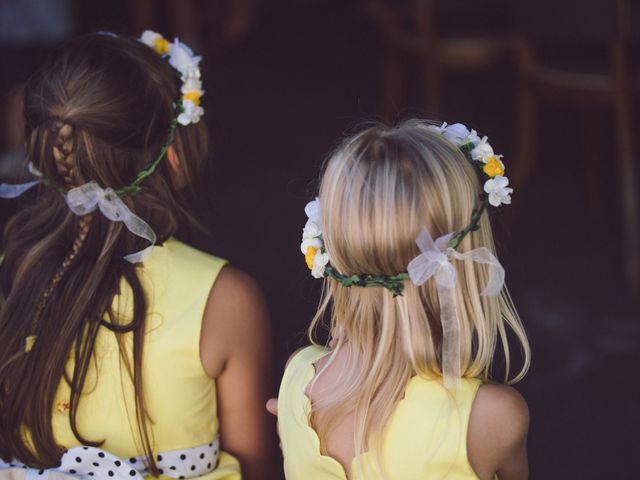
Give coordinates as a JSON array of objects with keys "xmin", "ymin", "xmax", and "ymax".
[
  {"xmin": 278, "ymin": 346, "xmax": 481, "ymax": 480},
  {"xmin": 51, "ymin": 238, "xmax": 241, "ymax": 480}
]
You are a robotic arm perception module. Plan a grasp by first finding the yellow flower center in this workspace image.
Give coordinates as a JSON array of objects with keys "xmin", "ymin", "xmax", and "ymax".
[
  {"xmin": 305, "ymin": 247, "xmax": 317, "ymax": 270},
  {"xmin": 182, "ymin": 91, "xmax": 202, "ymax": 106},
  {"xmin": 153, "ymin": 37, "xmax": 170, "ymax": 55},
  {"xmin": 482, "ymin": 156, "xmax": 505, "ymax": 177}
]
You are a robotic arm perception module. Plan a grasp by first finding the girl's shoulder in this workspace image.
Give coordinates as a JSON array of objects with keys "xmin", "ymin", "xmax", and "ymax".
[
  {"xmin": 467, "ymin": 383, "xmax": 529, "ymax": 478},
  {"xmin": 469, "ymin": 383, "xmax": 529, "ymax": 443},
  {"xmin": 199, "ymin": 263, "xmax": 270, "ymax": 379}
]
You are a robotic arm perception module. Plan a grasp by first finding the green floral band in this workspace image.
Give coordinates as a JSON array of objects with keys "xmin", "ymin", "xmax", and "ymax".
[{"xmin": 300, "ymin": 122, "xmax": 513, "ymax": 297}]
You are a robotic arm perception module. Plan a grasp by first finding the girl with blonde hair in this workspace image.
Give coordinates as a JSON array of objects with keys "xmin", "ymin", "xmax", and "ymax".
[
  {"xmin": 0, "ymin": 31, "xmax": 274, "ymax": 479},
  {"xmin": 276, "ymin": 120, "xmax": 531, "ymax": 479}
]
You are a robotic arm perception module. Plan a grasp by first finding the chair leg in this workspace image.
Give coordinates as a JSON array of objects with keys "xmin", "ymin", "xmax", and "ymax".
[
  {"xmin": 584, "ymin": 111, "xmax": 602, "ymax": 210},
  {"xmin": 422, "ymin": 54, "xmax": 442, "ymax": 117},
  {"xmin": 611, "ymin": 42, "xmax": 639, "ymax": 293},
  {"xmin": 512, "ymin": 80, "xmax": 537, "ymax": 191},
  {"xmin": 415, "ymin": 0, "xmax": 441, "ymax": 117},
  {"xmin": 382, "ymin": 44, "xmax": 405, "ymax": 124}
]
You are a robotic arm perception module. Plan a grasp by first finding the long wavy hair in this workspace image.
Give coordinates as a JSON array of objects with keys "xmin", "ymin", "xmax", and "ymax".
[
  {"xmin": 0, "ymin": 33, "xmax": 209, "ymax": 474},
  {"xmin": 309, "ymin": 120, "xmax": 530, "ymax": 475}
]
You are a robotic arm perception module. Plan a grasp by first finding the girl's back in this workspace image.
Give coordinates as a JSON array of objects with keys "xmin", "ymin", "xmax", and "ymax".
[
  {"xmin": 50, "ymin": 239, "xmax": 239, "ymax": 477},
  {"xmin": 279, "ymin": 345, "xmax": 483, "ymax": 479}
]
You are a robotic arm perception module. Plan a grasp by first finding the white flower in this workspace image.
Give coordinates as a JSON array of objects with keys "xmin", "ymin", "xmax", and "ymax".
[
  {"xmin": 301, "ymin": 237, "xmax": 323, "ymax": 255},
  {"xmin": 426, "ymin": 122, "xmax": 447, "ymax": 134},
  {"xmin": 304, "ymin": 198, "xmax": 321, "ymax": 226},
  {"xmin": 140, "ymin": 33, "xmax": 206, "ymax": 124},
  {"xmin": 181, "ymin": 77, "xmax": 203, "ymax": 96},
  {"xmin": 484, "ymin": 175, "xmax": 513, "ymax": 207},
  {"xmin": 302, "ymin": 220, "xmax": 321, "ymax": 239},
  {"xmin": 465, "ymin": 129, "xmax": 481, "ymax": 146},
  {"xmin": 471, "ymin": 136, "xmax": 496, "ymax": 163},
  {"xmin": 301, "ymin": 197, "xmax": 330, "ymax": 277},
  {"xmin": 300, "ymin": 220, "xmax": 323, "ymax": 253},
  {"xmin": 180, "ymin": 66, "xmax": 201, "ymax": 85},
  {"xmin": 140, "ymin": 30, "xmax": 163, "ymax": 48},
  {"xmin": 177, "ymin": 99, "xmax": 204, "ymax": 125},
  {"xmin": 300, "ymin": 237, "xmax": 322, "ymax": 255},
  {"xmin": 311, "ymin": 250, "xmax": 330, "ymax": 278},
  {"xmin": 442, "ymin": 123, "xmax": 471, "ymax": 145},
  {"xmin": 168, "ymin": 39, "xmax": 201, "ymax": 76}
]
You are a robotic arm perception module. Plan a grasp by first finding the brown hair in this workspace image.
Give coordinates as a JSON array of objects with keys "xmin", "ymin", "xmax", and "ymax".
[{"xmin": 0, "ymin": 33, "xmax": 209, "ymax": 473}]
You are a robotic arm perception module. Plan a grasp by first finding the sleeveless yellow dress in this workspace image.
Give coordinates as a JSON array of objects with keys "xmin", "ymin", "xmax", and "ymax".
[
  {"xmin": 278, "ymin": 345, "xmax": 482, "ymax": 480},
  {"xmin": 50, "ymin": 238, "xmax": 241, "ymax": 479}
]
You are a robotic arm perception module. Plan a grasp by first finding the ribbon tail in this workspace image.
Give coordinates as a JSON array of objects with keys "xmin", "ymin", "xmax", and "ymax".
[
  {"xmin": 88, "ymin": 187, "xmax": 157, "ymax": 264},
  {"xmin": 0, "ymin": 180, "xmax": 42, "ymax": 198},
  {"xmin": 481, "ymin": 260, "xmax": 505, "ymax": 297},
  {"xmin": 120, "ymin": 212, "xmax": 157, "ymax": 264},
  {"xmin": 451, "ymin": 247, "xmax": 505, "ymax": 297},
  {"xmin": 436, "ymin": 284, "xmax": 461, "ymax": 390}
]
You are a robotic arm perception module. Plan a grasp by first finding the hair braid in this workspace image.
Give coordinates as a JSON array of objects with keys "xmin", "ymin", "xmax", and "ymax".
[
  {"xmin": 33, "ymin": 121, "xmax": 94, "ymax": 320},
  {"xmin": 51, "ymin": 121, "xmax": 77, "ymax": 186}
]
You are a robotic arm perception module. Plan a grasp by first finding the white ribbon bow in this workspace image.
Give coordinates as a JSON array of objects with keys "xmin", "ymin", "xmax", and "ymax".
[
  {"xmin": 65, "ymin": 182, "xmax": 156, "ymax": 263},
  {"xmin": 0, "ymin": 180, "xmax": 156, "ymax": 263},
  {"xmin": 407, "ymin": 227, "xmax": 505, "ymax": 389}
]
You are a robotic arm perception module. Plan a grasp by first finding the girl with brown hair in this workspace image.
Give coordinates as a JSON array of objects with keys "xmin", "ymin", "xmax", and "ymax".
[{"xmin": 0, "ymin": 31, "xmax": 274, "ymax": 479}]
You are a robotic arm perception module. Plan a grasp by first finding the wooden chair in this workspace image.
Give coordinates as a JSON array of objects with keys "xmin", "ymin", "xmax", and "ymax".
[
  {"xmin": 512, "ymin": 0, "xmax": 640, "ymax": 292},
  {"xmin": 361, "ymin": 0, "xmax": 520, "ymax": 119}
]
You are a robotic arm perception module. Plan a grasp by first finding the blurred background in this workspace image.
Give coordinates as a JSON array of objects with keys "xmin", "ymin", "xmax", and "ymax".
[{"xmin": 1, "ymin": 0, "xmax": 639, "ymax": 478}]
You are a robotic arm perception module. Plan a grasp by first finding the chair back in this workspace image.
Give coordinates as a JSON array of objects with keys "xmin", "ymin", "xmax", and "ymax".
[{"xmin": 515, "ymin": 0, "xmax": 633, "ymax": 43}]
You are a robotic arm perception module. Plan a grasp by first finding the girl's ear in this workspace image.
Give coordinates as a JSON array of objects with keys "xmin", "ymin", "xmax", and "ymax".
[{"xmin": 166, "ymin": 145, "xmax": 187, "ymax": 188}]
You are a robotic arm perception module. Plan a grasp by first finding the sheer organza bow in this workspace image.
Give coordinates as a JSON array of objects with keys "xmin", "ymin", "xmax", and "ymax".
[
  {"xmin": 65, "ymin": 182, "xmax": 156, "ymax": 263},
  {"xmin": 0, "ymin": 179, "xmax": 156, "ymax": 264},
  {"xmin": 407, "ymin": 227, "xmax": 505, "ymax": 389}
]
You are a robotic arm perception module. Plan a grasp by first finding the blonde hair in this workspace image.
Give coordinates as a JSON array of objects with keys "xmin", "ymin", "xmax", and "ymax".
[{"xmin": 308, "ymin": 120, "xmax": 530, "ymax": 475}]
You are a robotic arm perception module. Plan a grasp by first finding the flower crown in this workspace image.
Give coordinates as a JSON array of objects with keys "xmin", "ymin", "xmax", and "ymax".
[
  {"xmin": 300, "ymin": 122, "xmax": 513, "ymax": 297},
  {"xmin": 140, "ymin": 30, "xmax": 204, "ymax": 126},
  {"xmin": 0, "ymin": 31, "xmax": 207, "ymax": 264}
]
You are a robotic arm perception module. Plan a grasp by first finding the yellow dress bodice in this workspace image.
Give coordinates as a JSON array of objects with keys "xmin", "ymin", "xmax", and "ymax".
[
  {"xmin": 278, "ymin": 345, "xmax": 481, "ymax": 480},
  {"xmin": 51, "ymin": 238, "xmax": 241, "ymax": 479}
]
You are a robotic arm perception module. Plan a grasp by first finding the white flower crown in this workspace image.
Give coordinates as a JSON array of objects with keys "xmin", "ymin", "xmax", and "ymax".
[
  {"xmin": 140, "ymin": 30, "xmax": 204, "ymax": 125},
  {"xmin": 299, "ymin": 122, "xmax": 510, "ymax": 389},
  {"xmin": 427, "ymin": 122, "xmax": 512, "ymax": 208},
  {"xmin": 301, "ymin": 122, "xmax": 513, "ymax": 280}
]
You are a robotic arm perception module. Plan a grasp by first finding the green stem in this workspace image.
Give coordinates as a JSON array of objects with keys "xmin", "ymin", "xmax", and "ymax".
[
  {"xmin": 324, "ymin": 265, "xmax": 409, "ymax": 297},
  {"xmin": 116, "ymin": 101, "xmax": 184, "ymax": 196},
  {"xmin": 447, "ymin": 195, "xmax": 488, "ymax": 250}
]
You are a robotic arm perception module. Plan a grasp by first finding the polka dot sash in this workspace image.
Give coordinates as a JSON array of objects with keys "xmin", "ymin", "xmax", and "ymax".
[{"xmin": 0, "ymin": 437, "xmax": 220, "ymax": 479}]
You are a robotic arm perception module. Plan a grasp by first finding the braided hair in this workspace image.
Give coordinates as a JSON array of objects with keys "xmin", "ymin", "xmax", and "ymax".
[
  {"xmin": 32, "ymin": 122, "xmax": 93, "ymax": 319},
  {"xmin": 0, "ymin": 33, "xmax": 209, "ymax": 472}
]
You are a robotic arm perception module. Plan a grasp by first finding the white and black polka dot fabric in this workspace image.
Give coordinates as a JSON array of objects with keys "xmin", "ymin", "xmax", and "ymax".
[{"xmin": 0, "ymin": 437, "xmax": 220, "ymax": 479}]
